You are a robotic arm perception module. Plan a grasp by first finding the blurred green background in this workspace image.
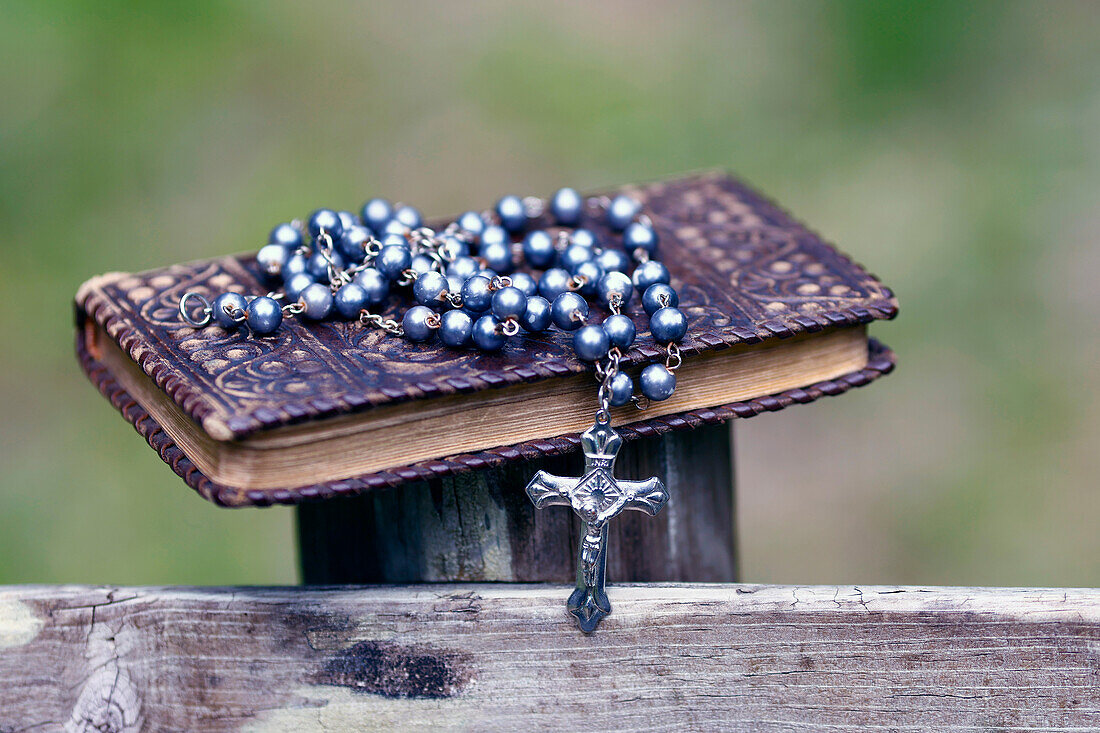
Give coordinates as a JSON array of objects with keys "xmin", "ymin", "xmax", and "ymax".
[{"xmin": 1, "ymin": 1, "xmax": 1097, "ymax": 587}]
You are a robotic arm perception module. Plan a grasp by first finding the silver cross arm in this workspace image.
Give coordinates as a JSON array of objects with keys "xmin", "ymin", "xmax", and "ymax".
[
  {"xmin": 527, "ymin": 472, "xmax": 667, "ymax": 516},
  {"xmin": 617, "ymin": 476, "xmax": 668, "ymax": 516},
  {"xmin": 526, "ymin": 471, "xmax": 575, "ymax": 509}
]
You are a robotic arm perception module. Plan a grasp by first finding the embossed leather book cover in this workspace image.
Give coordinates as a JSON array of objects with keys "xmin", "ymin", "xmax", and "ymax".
[{"xmin": 75, "ymin": 172, "xmax": 897, "ymax": 507}]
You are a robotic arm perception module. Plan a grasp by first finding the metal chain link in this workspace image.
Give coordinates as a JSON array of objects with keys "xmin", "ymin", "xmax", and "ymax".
[
  {"xmin": 178, "ymin": 292, "xmax": 212, "ymax": 327},
  {"xmin": 665, "ymin": 342, "xmax": 682, "ymax": 371},
  {"xmin": 608, "ymin": 292, "xmax": 623, "ymax": 316},
  {"xmin": 358, "ymin": 309, "xmax": 404, "ymax": 336}
]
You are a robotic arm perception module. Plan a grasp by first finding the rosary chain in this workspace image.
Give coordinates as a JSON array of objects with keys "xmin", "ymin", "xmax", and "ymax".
[
  {"xmin": 665, "ymin": 342, "xmax": 682, "ymax": 371},
  {"xmin": 358, "ymin": 308, "xmax": 404, "ymax": 336},
  {"xmin": 190, "ymin": 189, "xmax": 682, "ymax": 416},
  {"xmin": 608, "ymin": 292, "xmax": 623, "ymax": 316}
]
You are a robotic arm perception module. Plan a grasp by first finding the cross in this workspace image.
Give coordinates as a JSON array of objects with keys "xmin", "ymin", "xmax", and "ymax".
[{"xmin": 525, "ymin": 418, "xmax": 669, "ymax": 632}]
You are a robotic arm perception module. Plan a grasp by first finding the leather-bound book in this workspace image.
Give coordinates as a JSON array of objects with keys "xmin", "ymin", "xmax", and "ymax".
[{"xmin": 75, "ymin": 172, "xmax": 898, "ymax": 507}]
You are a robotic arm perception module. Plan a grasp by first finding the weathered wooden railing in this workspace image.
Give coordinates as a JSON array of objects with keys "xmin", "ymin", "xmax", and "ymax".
[{"xmin": 1, "ymin": 584, "xmax": 1097, "ymax": 731}]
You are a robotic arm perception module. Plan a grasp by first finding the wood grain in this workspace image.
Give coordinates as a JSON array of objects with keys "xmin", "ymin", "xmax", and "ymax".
[
  {"xmin": 297, "ymin": 422, "xmax": 737, "ymax": 584},
  {"xmin": 1, "ymin": 584, "xmax": 1097, "ymax": 732}
]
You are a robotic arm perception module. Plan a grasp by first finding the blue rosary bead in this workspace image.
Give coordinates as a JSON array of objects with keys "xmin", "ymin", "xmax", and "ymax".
[
  {"xmin": 597, "ymin": 271, "xmax": 633, "ymax": 306},
  {"xmin": 650, "ymin": 306, "xmax": 687, "ymax": 343},
  {"xmin": 640, "ymin": 363, "xmax": 676, "ymax": 401},
  {"xmin": 522, "ymin": 230, "xmax": 556, "ymax": 268},
  {"xmin": 632, "ymin": 260, "xmax": 670, "ymax": 291},
  {"xmin": 337, "ymin": 225, "xmax": 373, "ymax": 264},
  {"xmin": 479, "ymin": 225, "xmax": 509, "ymax": 248},
  {"xmin": 394, "ymin": 204, "xmax": 422, "ymax": 230},
  {"xmin": 623, "ymin": 222, "xmax": 658, "ymax": 258},
  {"xmin": 309, "ymin": 252, "xmax": 341, "ymax": 280},
  {"xmin": 246, "ymin": 296, "xmax": 282, "ymax": 335},
  {"xmin": 560, "ymin": 244, "xmax": 594, "ymax": 273},
  {"xmin": 377, "ymin": 244, "xmax": 412, "ymax": 281},
  {"xmin": 283, "ymin": 252, "xmax": 309, "ymax": 280},
  {"xmin": 573, "ymin": 261, "xmax": 603, "ymax": 296},
  {"xmin": 403, "ymin": 305, "xmax": 436, "ymax": 342},
  {"xmin": 607, "ymin": 195, "xmax": 639, "ymax": 231},
  {"xmin": 308, "ymin": 209, "xmax": 344, "ymax": 241},
  {"xmin": 491, "ymin": 286, "xmax": 527, "ymax": 321},
  {"xmin": 360, "ymin": 198, "xmax": 393, "ymax": 232},
  {"xmin": 480, "ymin": 240, "xmax": 514, "ymax": 273},
  {"xmin": 268, "ymin": 223, "xmax": 302, "ymax": 251},
  {"xmin": 353, "ymin": 267, "xmax": 389, "ymax": 305},
  {"xmin": 456, "ymin": 211, "xmax": 485, "ymax": 238},
  {"xmin": 642, "ymin": 283, "xmax": 678, "ymax": 315},
  {"xmin": 381, "ymin": 218, "xmax": 409, "ymax": 237},
  {"xmin": 571, "ymin": 228, "xmax": 599, "ymax": 249},
  {"xmin": 508, "ymin": 271, "xmax": 538, "ymax": 297},
  {"xmin": 307, "ymin": 250, "xmax": 342, "ymax": 281},
  {"xmin": 337, "ymin": 210, "xmax": 359, "ymax": 232},
  {"xmin": 602, "ymin": 313, "xmax": 636, "ymax": 350},
  {"xmin": 379, "ymin": 232, "xmax": 406, "ymax": 249},
  {"xmin": 595, "ymin": 248, "xmax": 630, "ymax": 274},
  {"xmin": 551, "ymin": 292, "xmax": 588, "ymax": 331},
  {"xmin": 520, "ymin": 295, "xmax": 552, "ymax": 332},
  {"xmin": 285, "ymin": 272, "xmax": 316, "ymax": 302},
  {"xmin": 256, "ymin": 244, "xmax": 288, "ymax": 282},
  {"xmin": 550, "ymin": 187, "xmax": 583, "ymax": 226},
  {"xmin": 413, "ymin": 270, "xmax": 448, "ymax": 306},
  {"xmin": 334, "ymin": 283, "xmax": 368, "ymax": 319},
  {"xmin": 573, "ymin": 324, "xmax": 610, "ymax": 362},
  {"xmin": 609, "ymin": 372, "xmax": 634, "ymax": 407},
  {"xmin": 446, "ymin": 256, "xmax": 480, "ymax": 282},
  {"xmin": 299, "ymin": 282, "xmax": 334, "ymax": 320},
  {"xmin": 269, "ymin": 222, "xmax": 303, "ymax": 250},
  {"xmin": 538, "ymin": 268, "xmax": 573, "ymax": 300},
  {"xmin": 495, "ymin": 195, "xmax": 527, "ymax": 233},
  {"xmin": 410, "ymin": 253, "xmax": 435, "ymax": 276},
  {"xmin": 212, "ymin": 292, "xmax": 249, "ymax": 329},
  {"xmin": 440, "ymin": 233, "xmax": 470, "ymax": 259},
  {"xmin": 472, "ymin": 315, "xmax": 506, "ymax": 351},
  {"xmin": 439, "ymin": 309, "xmax": 473, "ymax": 347},
  {"xmin": 461, "ymin": 275, "xmax": 494, "ymax": 312}
]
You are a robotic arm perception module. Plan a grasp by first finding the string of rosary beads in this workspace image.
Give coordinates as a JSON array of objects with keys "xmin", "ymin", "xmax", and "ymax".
[{"xmin": 179, "ymin": 189, "xmax": 687, "ymax": 406}]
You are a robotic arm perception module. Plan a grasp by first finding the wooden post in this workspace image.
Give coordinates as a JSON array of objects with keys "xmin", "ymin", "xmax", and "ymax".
[{"xmin": 297, "ymin": 422, "xmax": 737, "ymax": 584}]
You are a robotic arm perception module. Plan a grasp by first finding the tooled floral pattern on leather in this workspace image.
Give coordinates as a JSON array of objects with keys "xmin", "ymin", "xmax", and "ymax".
[{"xmin": 84, "ymin": 172, "xmax": 897, "ymax": 439}]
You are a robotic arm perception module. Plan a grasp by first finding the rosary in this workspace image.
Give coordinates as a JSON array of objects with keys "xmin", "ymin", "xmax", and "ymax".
[{"xmin": 179, "ymin": 189, "xmax": 686, "ymax": 631}]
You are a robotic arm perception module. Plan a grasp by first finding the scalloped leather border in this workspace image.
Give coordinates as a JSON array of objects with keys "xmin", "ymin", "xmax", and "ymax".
[{"xmin": 77, "ymin": 327, "xmax": 895, "ymax": 508}]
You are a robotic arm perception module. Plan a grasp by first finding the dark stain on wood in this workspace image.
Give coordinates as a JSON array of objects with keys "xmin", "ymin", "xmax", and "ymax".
[{"xmin": 315, "ymin": 640, "xmax": 471, "ymax": 699}]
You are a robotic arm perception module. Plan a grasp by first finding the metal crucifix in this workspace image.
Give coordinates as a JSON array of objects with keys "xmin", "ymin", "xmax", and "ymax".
[{"xmin": 525, "ymin": 416, "xmax": 669, "ymax": 632}]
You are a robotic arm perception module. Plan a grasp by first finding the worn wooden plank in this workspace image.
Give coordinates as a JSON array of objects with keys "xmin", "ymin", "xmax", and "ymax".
[
  {"xmin": 1, "ymin": 585, "xmax": 1098, "ymax": 732},
  {"xmin": 297, "ymin": 423, "xmax": 738, "ymax": 584}
]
